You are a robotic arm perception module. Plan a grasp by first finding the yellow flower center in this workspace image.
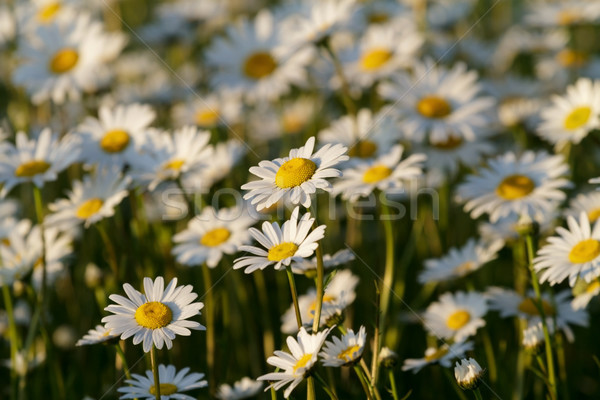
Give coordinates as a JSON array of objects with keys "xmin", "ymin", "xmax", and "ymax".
[
  {"xmin": 293, "ymin": 353, "xmax": 313, "ymax": 374},
  {"xmin": 149, "ymin": 383, "xmax": 178, "ymax": 396},
  {"xmin": 275, "ymin": 158, "xmax": 317, "ymax": 189},
  {"xmin": 308, "ymin": 294, "xmax": 336, "ymax": 315},
  {"xmin": 569, "ymin": 239, "xmax": 600, "ymax": 264},
  {"xmin": 416, "ymin": 96, "xmax": 452, "ymax": 119},
  {"xmin": 134, "ymin": 302, "xmax": 173, "ymax": 329},
  {"xmin": 431, "ymin": 135, "xmax": 463, "ymax": 150},
  {"xmin": 563, "ymin": 106, "xmax": 591, "ymax": 131},
  {"xmin": 38, "ymin": 2, "xmax": 61, "ymax": 22},
  {"xmin": 282, "ymin": 114, "xmax": 305, "ymax": 134},
  {"xmin": 454, "ymin": 261, "xmax": 475, "ymax": 275},
  {"xmin": 558, "ymin": 9, "xmax": 579, "ymax": 25},
  {"xmin": 360, "ymin": 48, "xmax": 393, "ymax": 71},
  {"xmin": 267, "ymin": 242, "xmax": 299, "ymax": 262},
  {"xmin": 49, "ymin": 48, "xmax": 79, "ymax": 74},
  {"xmin": 102, "ymin": 329, "xmax": 113, "ymax": 337},
  {"xmin": 518, "ymin": 298, "xmax": 555, "ymax": 316},
  {"xmin": 556, "ymin": 49, "xmax": 588, "ymax": 68},
  {"xmin": 195, "ymin": 109, "xmax": 220, "ymax": 127},
  {"xmin": 425, "ymin": 346, "xmax": 449, "ymax": 362},
  {"xmin": 338, "ymin": 345, "xmax": 361, "ymax": 362},
  {"xmin": 243, "ymin": 51, "xmax": 277, "ymax": 79},
  {"xmin": 446, "ymin": 310, "xmax": 471, "ymax": 330},
  {"xmin": 76, "ymin": 198, "xmax": 104, "ymax": 219},
  {"xmin": 588, "ymin": 208, "xmax": 600, "ymax": 222},
  {"xmin": 200, "ymin": 227, "xmax": 231, "ymax": 247},
  {"xmin": 362, "ymin": 165, "xmax": 392, "ymax": 183},
  {"xmin": 100, "ymin": 129, "xmax": 130, "ymax": 153},
  {"xmin": 367, "ymin": 13, "xmax": 389, "ymax": 24},
  {"xmin": 15, "ymin": 160, "xmax": 50, "ymax": 177},
  {"xmin": 348, "ymin": 140, "xmax": 377, "ymax": 158},
  {"xmin": 163, "ymin": 159, "xmax": 185, "ymax": 171},
  {"xmin": 496, "ymin": 174, "xmax": 535, "ymax": 200},
  {"xmin": 586, "ymin": 280, "xmax": 600, "ymax": 293},
  {"xmin": 1, "ymin": 238, "xmax": 10, "ymax": 246}
]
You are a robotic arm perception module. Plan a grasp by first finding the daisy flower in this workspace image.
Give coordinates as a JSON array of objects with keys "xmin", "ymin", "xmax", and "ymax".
[
  {"xmin": 537, "ymin": 78, "xmax": 600, "ymax": 150},
  {"xmin": 320, "ymin": 326, "xmax": 366, "ymax": 367},
  {"xmin": 419, "ymin": 238, "xmax": 504, "ymax": 284},
  {"xmin": 44, "ymin": 170, "xmax": 130, "ymax": 230},
  {"xmin": 257, "ymin": 327, "xmax": 331, "ymax": 399},
  {"xmin": 333, "ymin": 145, "xmax": 426, "ymax": 202},
  {"xmin": 172, "ymin": 206, "xmax": 255, "ymax": 268},
  {"xmin": 0, "ymin": 6, "xmax": 15, "ymax": 48},
  {"xmin": 171, "ymin": 91, "xmax": 242, "ymax": 129},
  {"xmin": 525, "ymin": 0, "xmax": 600, "ymax": 27},
  {"xmin": 78, "ymin": 103, "xmax": 156, "ymax": 169},
  {"xmin": 572, "ymin": 279, "xmax": 600, "ymax": 310},
  {"xmin": 486, "ymin": 287, "xmax": 588, "ymax": 342},
  {"xmin": 233, "ymin": 206, "xmax": 325, "ymax": 274},
  {"xmin": 241, "ymin": 136, "xmax": 348, "ymax": 211},
  {"xmin": 291, "ymin": 248, "xmax": 355, "ymax": 276},
  {"xmin": 565, "ymin": 191, "xmax": 600, "ymax": 223},
  {"xmin": 0, "ymin": 128, "xmax": 80, "ymax": 197},
  {"xmin": 378, "ymin": 59, "xmax": 495, "ymax": 143},
  {"xmin": 0, "ymin": 219, "xmax": 42, "ymax": 286},
  {"xmin": 423, "ymin": 291, "xmax": 487, "ymax": 342},
  {"xmin": 102, "ymin": 276, "xmax": 205, "ymax": 353},
  {"xmin": 402, "ymin": 341, "xmax": 474, "ymax": 374},
  {"xmin": 216, "ymin": 377, "xmax": 263, "ymax": 400},
  {"xmin": 31, "ymin": 227, "xmax": 73, "ymax": 290},
  {"xmin": 454, "ymin": 358, "xmax": 484, "ymax": 390},
  {"xmin": 205, "ymin": 10, "xmax": 314, "ymax": 103},
  {"xmin": 456, "ymin": 151, "xmax": 570, "ymax": 223},
  {"xmin": 478, "ymin": 211, "xmax": 559, "ymax": 243},
  {"xmin": 118, "ymin": 364, "xmax": 207, "ymax": 400},
  {"xmin": 75, "ymin": 325, "xmax": 119, "ymax": 346},
  {"xmin": 522, "ymin": 321, "xmax": 551, "ymax": 352}
]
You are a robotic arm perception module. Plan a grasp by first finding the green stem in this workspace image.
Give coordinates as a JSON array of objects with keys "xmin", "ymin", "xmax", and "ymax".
[
  {"xmin": 379, "ymin": 199, "xmax": 395, "ymax": 339},
  {"xmin": 473, "ymin": 388, "xmax": 484, "ymax": 400},
  {"xmin": 314, "ymin": 372, "xmax": 339, "ymax": 400},
  {"xmin": 285, "ymin": 265, "xmax": 303, "ymax": 330},
  {"xmin": 389, "ymin": 370, "xmax": 400, "ymax": 400},
  {"xmin": 307, "ymin": 376, "xmax": 316, "ymax": 400},
  {"xmin": 150, "ymin": 345, "xmax": 161, "ymax": 400},
  {"xmin": 322, "ymin": 39, "xmax": 356, "ymax": 115},
  {"xmin": 32, "ymin": 186, "xmax": 47, "ymax": 309},
  {"xmin": 371, "ymin": 281, "xmax": 382, "ymax": 391},
  {"xmin": 2, "ymin": 285, "xmax": 18, "ymax": 400},
  {"xmin": 202, "ymin": 264, "xmax": 216, "ymax": 392},
  {"xmin": 481, "ymin": 329, "xmax": 497, "ymax": 384},
  {"xmin": 354, "ymin": 365, "xmax": 374, "ymax": 400},
  {"xmin": 311, "ymin": 243, "xmax": 325, "ymax": 332},
  {"xmin": 114, "ymin": 344, "xmax": 132, "ymax": 381},
  {"xmin": 96, "ymin": 223, "xmax": 119, "ymax": 278}
]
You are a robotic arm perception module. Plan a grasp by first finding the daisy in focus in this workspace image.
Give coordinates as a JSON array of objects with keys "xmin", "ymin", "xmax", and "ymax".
[
  {"xmin": 102, "ymin": 276, "xmax": 205, "ymax": 353},
  {"xmin": 456, "ymin": 151, "xmax": 570, "ymax": 223},
  {"xmin": 216, "ymin": 377, "xmax": 263, "ymax": 400},
  {"xmin": 242, "ymin": 136, "xmax": 348, "ymax": 210},
  {"xmin": 117, "ymin": 364, "xmax": 207, "ymax": 400},
  {"xmin": 320, "ymin": 325, "xmax": 366, "ymax": 367},
  {"xmin": 257, "ymin": 327, "xmax": 331, "ymax": 398},
  {"xmin": 402, "ymin": 341, "xmax": 474, "ymax": 374},
  {"xmin": 233, "ymin": 206, "xmax": 325, "ymax": 273},
  {"xmin": 423, "ymin": 291, "xmax": 487, "ymax": 342},
  {"xmin": 75, "ymin": 325, "xmax": 119, "ymax": 346},
  {"xmin": 454, "ymin": 358, "xmax": 484, "ymax": 390}
]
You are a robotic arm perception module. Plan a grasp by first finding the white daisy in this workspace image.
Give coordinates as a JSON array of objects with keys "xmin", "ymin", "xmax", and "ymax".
[
  {"xmin": 0, "ymin": 6, "xmax": 15, "ymax": 48},
  {"xmin": 102, "ymin": 276, "xmax": 205, "ymax": 353},
  {"xmin": 522, "ymin": 321, "xmax": 550, "ymax": 351},
  {"xmin": 75, "ymin": 325, "xmax": 119, "ymax": 346},
  {"xmin": 478, "ymin": 211, "xmax": 559, "ymax": 243},
  {"xmin": 483, "ymin": 76, "xmax": 544, "ymax": 129},
  {"xmin": 423, "ymin": 291, "xmax": 487, "ymax": 342},
  {"xmin": 534, "ymin": 212, "xmax": 600, "ymax": 286},
  {"xmin": 456, "ymin": 151, "xmax": 570, "ymax": 223},
  {"xmin": 118, "ymin": 364, "xmax": 207, "ymax": 400},
  {"xmin": 78, "ymin": 103, "xmax": 155, "ymax": 169},
  {"xmin": 0, "ymin": 128, "xmax": 80, "ymax": 197},
  {"xmin": 16, "ymin": 0, "xmax": 77, "ymax": 29},
  {"xmin": 171, "ymin": 91, "xmax": 242, "ymax": 129},
  {"xmin": 205, "ymin": 10, "xmax": 314, "ymax": 103},
  {"xmin": 320, "ymin": 325, "xmax": 366, "ymax": 367},
  {"xmin": 44, "ymin": 170, "xmax": 130, "ymax": 230},
  {"xmin": 172, "ymin": 206, "xmax": 255, "ymax": 268},
  {"xmin": 0, "ymin": 219, "xmax": 41, "ymax": 286},
  {"xmin": 291, "ymin": 248, "xmax": 355, "ymax": 275},
  {"xmin": 486, "ymin": 287, "xmax": 588, "ymax": 342},
  {"xmin": 281, "ymin": 269, "xmax": 359, "ymax": 334},
  {"xmin": 257, "ymin": 327, "xmax": 331, "ymax": 399},
  {"xmin": 31, "ymin": 227, "xmax": 73, "ymax": 290},
  {"xmin": 241, "ymin": 136, "xmax": 348, "ymax": 211},
  {"xmin": 426, "ymin": 0, "xmax": 476, "ymax": 29},
  {"xmin": 402, "ymin": 341, "xmax": 474, "ymax": 374},
  {"xmin": 419, "ymin": 238, "xmax": 504, "ymax": 284},
  {"xmin": 454, "ymin": 358, "xmax": 484, "ymax": 390},
  {"xmin": 378, "ymin": 59, "xmax": 495, "ymax": 143},
  {"xmin": 572, "ymin": 279, "xmax": 600, "ymax": 310},
  {"xmin": 537, "ymin": 78, "xmax": 600, "ymax": 150},
  {"xmin": 216, "ymin": 377, "xmax": 264, "ymax": 400},
  {"xmin": 333, "ymin": 145, "xmax": 426, "ymax": 202},
  {"xmin": 525, "ymin": 0, "xmax": 600, "ymax": 27},
  {"xmin": 565, "ymin": 191, "xmax": 600, "ymax": 223},
  {"xmin": 233, "ymin": 206, "xmax": 325, "ymax": 273}
]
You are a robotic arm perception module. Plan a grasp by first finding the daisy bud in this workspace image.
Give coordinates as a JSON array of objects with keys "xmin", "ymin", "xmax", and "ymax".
[
  {"xmin": 84, "ymin": 263, "xmax": 103, "ymax": 288},
  {"xmin": 454, "ymin": 358, "xmax": 484, "ymax": 390},
  {"xmin": 326, "ymin": 310, "xmax": 345, "ymax": 328},
  {"xmin": 379, "ymin": 346, "xmax": 398, "ymax": 368},
  {"xmin": 523, "ymin": 321, "xmax": 554, "ymax": 353}
]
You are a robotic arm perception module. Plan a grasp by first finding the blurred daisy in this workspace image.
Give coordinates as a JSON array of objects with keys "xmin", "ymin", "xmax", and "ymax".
[
  {"xmin": 486, "ymin": 287, "xmax": 588, "ymax": 342},
  {"xmin": 423, "ymin": 291, "xmax": 487, "ymax": 342},
  {"xmin": 320, "ymin": 326, "xmax": 366, "ymax": 367},
  {"xmin": 484, "ymin": 76, "xmax": 544, "ymax": 129},
  {"xmin": 522, "ymin": 321, "xmax": 550, "ymax": 352},
  {"xmin": 16, "ymin": 0, "xmax": 77, "ymax": 28},
  {"xmin": 572, "ymin": 279, "xmax": 600, "ymax": 310},
  {"xmin": 565, "ymin": 191, "xmax": 600, "ymax": 222},
  {"xmin": 216, "ymin": 377, "xmax": 263, "ymax": 400},
  {"xmin": 281, "ymin": 269, "xmax": 359, "ymax": 333},
  {"xmin": 0, "ymin": 128, "xmax": 80, "ymax": 197},
  {"xmin": 0, "ymin": 219, "xmax": 41, "ymax": 286},
  {"xmin": 419, "ymin": 238, "xmax": 504, "ymax": 284},
  {"xmin": 102, "ymin": 276, "xmax": 205, "ymax": 353},
  {"xmin": 205, "ymin": 10, "xmax": 314, "ymax": 103},
  {"xmin": 78, "ymin": 103, "xmax": 156, "ymax": 169},
  {"xmin": 233, "ymin": 206, "xmax": 325, "ymax": 273},
  {"xmin": 534, "ymin": 213, "xmax": 600, "ymax": 286},
  {"xmin": 75, "ymin": 325, "xmax": 119, "ymax": 346},
  {"xmin": 291, "ymin": 248, "xmax": 355, "ymax": 276},
  {"xmin": 402, "ymin": 341, "xmax": 474, "ymax": 374},
  {"xmin": 118, "ymin": 364, "xmax": 207, "ymax": 400},
  {"xmin": 537, "ymin": 78, "xmax": 600, "ymax": 150},
  {"xmin": 457, "ymin": 151, "xmax": 570, "ymax": 223},
  {"xmin": 525, "ymin": 0, "xmax": 600, "ymax": 27},
  {"xmin": 242, "ymin": 136, "xmax": 348, "ymax": 211},
  {"xmin": 426, "ymin": 0, "xmax": 476, "ymax": 29},
  {"xmin": 257, "ymin": 327, "xmax": 331, "ymax": 398},
  {"xmin": 31, "ymin": 227, "xmax": 73, "ymax": 290},
  {"xmin": 172, "ymin": 206, "xmax": 255, "ymax": 268},
  {"xmin": 0, "ymin": 6, "xmax": 15, "ymax": 48},
  {"xmin": 45, "ymin": 170, "xmax": 130, "ymax": 230},
  {"xmin": 379, "ymin": 59, "xmax": 495, "ymax": 143},
  {"xmin": 478, "ymin": 211, "xmax": 559, "ymax": 243},
  {"xmin": 171, "ymin": 91, "xmax": 242, "ymax": 129},
  {"xmin": 333, "ymin": 145, "xmax": 426, "ymax": 202}
]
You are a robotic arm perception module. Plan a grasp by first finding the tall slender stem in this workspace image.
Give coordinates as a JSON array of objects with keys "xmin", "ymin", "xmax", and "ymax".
[
  {"xmin": 379, "ymin": 198, "xmax": 395, "ymax": 336},
  {"xmin": 114, "ymin": 344, "xmax": 132, "ymax": 381},
  {"xmin": 313, "ymin": 372, "xmax": 339, "ymax": 400},
  {"xmin": 3, "ymin": 285, "xmax": 18, "ymax": 400},
  {"xmin": 202, "ymin": 264, "xmax": 216, "ymax": 392},
  {"xmin": 150, "ymin": 346, "xmax": 161, "ymax": 400},
  {"xmin": 285, "ymin": 265, "xmax": 303, "ymax": 330},
  {"xmin": 473, "ymin": 388, "xmax": 484, "ymax": 400},
  {"xmin": 307, "ymin": 376, "xmax": 316, "ymax": 400},
  {"xmin": 311, "ymin": 243, "xmax": 325, "ymax": 333},
  {"xmin": 371, "ymin": 282, "xmax": 382, "ymax": 391},
  {"xmin": 389, "ymin": 370, "xmax": 400, "ymax": 400},
  {"xmin": 32, "ymin": 186, "xmax": 47, "ymax": 309},
  {"xmin": 96, "ymin": 223, "xmax": 119, "ymax": 278},
  {"xmin": 354, "ymin": 365, "xmax": 374, "ymax": 400}
]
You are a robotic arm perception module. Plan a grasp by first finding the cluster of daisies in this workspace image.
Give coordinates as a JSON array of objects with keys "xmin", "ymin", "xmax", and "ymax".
[{"xmin": 1, "ymin": 0, "xmax": 600, "ymax": 399}]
